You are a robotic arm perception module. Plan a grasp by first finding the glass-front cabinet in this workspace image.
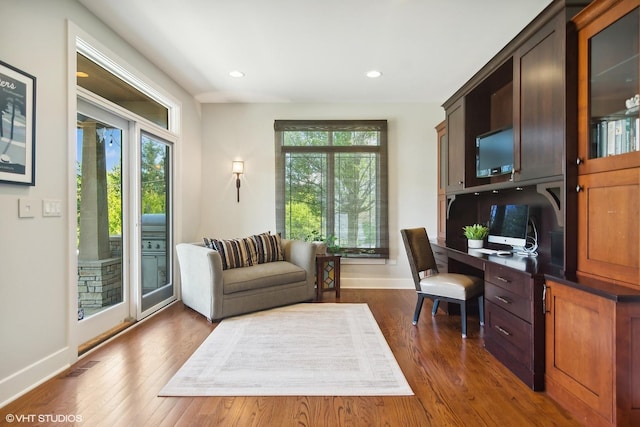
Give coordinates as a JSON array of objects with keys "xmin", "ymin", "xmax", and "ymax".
[
  {"xmin": 578, "ymin": 0, "xmax": 640, "ymax": 174},
  {"xmin": 574, "ymin": 0, "xmax": 640, "ymax": 287}
]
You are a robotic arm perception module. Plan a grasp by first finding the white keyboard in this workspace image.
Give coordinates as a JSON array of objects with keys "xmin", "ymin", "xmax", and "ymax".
[{"xmin": 473, "ymin": 248, "xmax": 498, "ymax": 255}]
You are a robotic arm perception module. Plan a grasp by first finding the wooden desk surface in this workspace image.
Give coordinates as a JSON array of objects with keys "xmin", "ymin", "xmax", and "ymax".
[
  {"xmin": 431, "ymin": 240, "xmax": 552, "ymax": 277},
  {"xmin": 430, "ymin": 241, "xmax": 640, "ymax": 302}
]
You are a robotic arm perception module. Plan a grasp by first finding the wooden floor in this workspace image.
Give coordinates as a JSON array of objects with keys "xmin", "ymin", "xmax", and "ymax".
[{"xmin": 2, "ymin": 289, "xmax": 581, "ymax": 427}]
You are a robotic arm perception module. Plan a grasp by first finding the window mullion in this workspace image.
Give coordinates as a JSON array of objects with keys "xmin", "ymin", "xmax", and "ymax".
[{"xmin": 327, "ymin": 132, "xmax": 335, "ymax": 241}]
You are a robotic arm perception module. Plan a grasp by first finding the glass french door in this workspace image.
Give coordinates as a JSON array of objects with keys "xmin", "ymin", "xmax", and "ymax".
[
  {"xmin": 76, "ymin": 99, "xmax": 175, "ymax": 345},
  {"xmin": 138, "ymin": 131, "xmax": 174, "ymax": 316},
  {"xmin": 76, "ymin": 100, "xmax": 130, "ymax": 344}
]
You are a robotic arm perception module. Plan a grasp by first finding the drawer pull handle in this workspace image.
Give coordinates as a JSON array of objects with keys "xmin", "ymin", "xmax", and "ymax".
[
  {"xmin": 495, "ymin": 296, "xmax": 511, "ymax": 304},
  {"xmin": 496, "ymin": 326, "xmax": 511, "ymax": 336},
  {"xmin": 495, "ymin": 276, "xmax": 511, "ymax": 283}
]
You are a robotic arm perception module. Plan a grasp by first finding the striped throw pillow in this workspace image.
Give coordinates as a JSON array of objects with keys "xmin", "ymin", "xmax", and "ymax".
[
  {"xmin": 251, "ymin": 232, "xmax": 284, "ymax": 264},
  {"xmin": 203, "ymin": 236, "xmax": 258, "ymax": 270}
]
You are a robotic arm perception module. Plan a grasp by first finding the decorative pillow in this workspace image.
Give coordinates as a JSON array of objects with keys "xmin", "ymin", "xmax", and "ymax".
[
  {"xmin": 203, "ymin": 236, "xmax": 258, "ymax": 270},
  {"xmin": 251, "ymin": 232, "xmax": 284, "ymax": 264}
]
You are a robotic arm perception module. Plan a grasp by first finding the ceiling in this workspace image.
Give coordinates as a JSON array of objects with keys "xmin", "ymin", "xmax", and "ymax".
[{"xmin": 77, "ymin": 0, "xmax": 554, "ymax": 104}]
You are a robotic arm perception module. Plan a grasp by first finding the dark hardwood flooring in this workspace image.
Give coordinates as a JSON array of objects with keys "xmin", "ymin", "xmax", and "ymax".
[{"xmin": 2, "ymin": 289, "xmax": 581, "ymax": 426}]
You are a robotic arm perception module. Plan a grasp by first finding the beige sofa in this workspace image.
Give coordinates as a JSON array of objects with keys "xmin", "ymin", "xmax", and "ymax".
[{"xmin": 176, "ymin": 239, "xmax": 316, "ymax": 321}]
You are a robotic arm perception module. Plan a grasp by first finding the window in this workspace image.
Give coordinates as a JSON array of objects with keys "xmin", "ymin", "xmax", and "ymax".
[
  {"xmin": 275, "ymin": 120, "xmax": 389, "ymax": 258},
  {"xmin": 76, "ymin": 48, "xmax": 170, "ymax": 129}
]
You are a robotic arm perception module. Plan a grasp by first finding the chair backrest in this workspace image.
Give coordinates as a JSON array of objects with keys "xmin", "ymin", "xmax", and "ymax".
[{"xmin": 400, "ymin": 228, "xmax": 438, "ymax": 291}]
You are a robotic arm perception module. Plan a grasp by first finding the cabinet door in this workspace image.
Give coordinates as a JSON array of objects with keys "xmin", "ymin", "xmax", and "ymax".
[
  {"xmin": 577, "ymin": 1, "xmax": 640, "ymax": 175},
  {"xmin": 446, "ymin": 98, "xmax": 465, "ymax": 192},
  {"xmin": 577, "ymin": 168, "xmax": 640, "ymax": 287},
  {"xmin": 436, "ymin": 121, "xmax": 447, "ymax": 242},
  {"xmin": 514, "ymin": 14, "xmax": 565, "ymax": 181},
  {"xmin": 545, "ymin": 280, "xmax": 615, "ymax": 424}
]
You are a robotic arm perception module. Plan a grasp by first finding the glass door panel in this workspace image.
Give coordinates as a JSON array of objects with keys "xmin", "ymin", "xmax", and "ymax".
[
  {"xmin": 76, "ymin": 100, "xmax": 130, "ymax": 345},
  {"xmin": 589, "ymin": 8, "xmax": 639, "ymax": 159},
  {"xmin": 139, "ymin": 132, "xmax": 173, "ymax": 314}
]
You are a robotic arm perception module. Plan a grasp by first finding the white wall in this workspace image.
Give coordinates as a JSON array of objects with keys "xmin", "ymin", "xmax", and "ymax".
[
  {"xmin": 0, "ymin": 0, "xmax": 202, "ymax": 406},
  {"xmin": 199, "ymin": 103, "xmax": 443, "ymax": 288}
]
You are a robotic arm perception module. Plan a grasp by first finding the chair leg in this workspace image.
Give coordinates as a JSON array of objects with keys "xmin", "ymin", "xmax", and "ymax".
[
  {"xmin": 478, "ymin": 294, "xmax": 485, "ymax": 326},
  {"xmin": 431, "ymin": 299, "xmax": 440, "ymax": 316},
  {"xmin": 413, "ymin": 294, "xmax": 426, "ymax": 325},
  {"xmin": 460, "ymin": 301, "xmax": 467, "ymax": 338}
]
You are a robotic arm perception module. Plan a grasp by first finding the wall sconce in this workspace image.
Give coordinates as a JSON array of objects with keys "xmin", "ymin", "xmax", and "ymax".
[{"xmin": 232, "ymin": 160, "xmax": 244, "ymax": 203}]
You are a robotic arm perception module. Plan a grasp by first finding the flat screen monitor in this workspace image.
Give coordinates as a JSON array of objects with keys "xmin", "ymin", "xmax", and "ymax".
[
  {"xmin": 487, "ymin": 204, "xmax": 528, "ymax": 250},
  {"xmin": 476, "ymin": 127, "xmax": 514, "ymax": 178}
]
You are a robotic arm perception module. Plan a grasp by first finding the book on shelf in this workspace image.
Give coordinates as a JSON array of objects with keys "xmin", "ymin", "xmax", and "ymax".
[{"xmin": 592, "ymin": 116, "xmax": 639, "ymax": 157}]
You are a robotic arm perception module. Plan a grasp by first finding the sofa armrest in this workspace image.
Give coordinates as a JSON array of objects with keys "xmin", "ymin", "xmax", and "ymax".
[
  {"xmin": 176, "ymin": 243, "xmax": 225, "ymax": 321},
  {"xmin": 282, "ymin": 239, "xmax": 316, "ymax": 289}
]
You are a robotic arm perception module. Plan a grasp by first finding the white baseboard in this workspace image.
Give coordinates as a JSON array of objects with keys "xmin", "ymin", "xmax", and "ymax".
[
  {"xmin": 0, "ymin": 347, "xmax": 72, "ymax": 408},
  {"xmin": 340, "ymin": 277, "xmax": 414, "ymax": 289}
]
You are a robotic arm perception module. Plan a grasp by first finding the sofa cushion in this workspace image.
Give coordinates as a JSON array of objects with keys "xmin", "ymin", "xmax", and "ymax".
[
  {"xmin": 203, "ymin": 236, "xmax": 258, "ymax": 270},
  {"xmin": 251, "ymin": 232, "xmax": 284, "ymax": 264},
  {"xmin": 222, "ymin": 261, "xmax": 306, "ymax": 294}
]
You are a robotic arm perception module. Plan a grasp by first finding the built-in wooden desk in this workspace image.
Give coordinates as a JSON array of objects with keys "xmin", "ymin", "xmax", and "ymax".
[{"xmin": 430, "ymin": 241, "xmax": 559, "ymax": 391}]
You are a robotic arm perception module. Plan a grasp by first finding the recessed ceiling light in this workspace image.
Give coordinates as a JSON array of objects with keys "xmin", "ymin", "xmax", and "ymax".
[
  {"xmin": 76, "ymin": 71, "xmax": 89, "ymax": 78},
  {"xmin": 366, "ymin": 70, "xmax": 382, "ymax": 78},
  {"xmin": 229, "ymin": 70, "xmax": 245, "ymax": 78}
]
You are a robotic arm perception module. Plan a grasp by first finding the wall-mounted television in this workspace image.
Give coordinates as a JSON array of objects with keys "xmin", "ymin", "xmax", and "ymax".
[
  {"xmin": 476, "ymin": 127, "xmax": 514, "ymax": 178},
  {"xmin": 487, "ymin": 204, "xmax": 529, "ymax": 251}
]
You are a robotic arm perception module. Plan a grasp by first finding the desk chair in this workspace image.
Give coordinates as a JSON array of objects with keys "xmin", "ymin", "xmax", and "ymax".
[{"xmin": 401, "ymin": 228, "xmax": 484, "ymax": 338}]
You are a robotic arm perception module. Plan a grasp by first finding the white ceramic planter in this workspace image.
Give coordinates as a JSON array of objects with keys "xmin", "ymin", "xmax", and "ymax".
[
  {"xmin": 467, "ymin": 239, "xmax": 484, "ymax": 249},
  {"xmin": 313, "ymin": 242, "xmax": 327, "ymax": 255}
]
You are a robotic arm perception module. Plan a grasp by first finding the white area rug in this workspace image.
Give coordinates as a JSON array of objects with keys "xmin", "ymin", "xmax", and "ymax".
[{"xmin": 159, "ymin": 303, "xmax": 413, "ymax": 396}]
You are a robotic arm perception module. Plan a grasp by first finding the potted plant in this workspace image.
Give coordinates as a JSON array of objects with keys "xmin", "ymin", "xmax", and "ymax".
[
  {"xmin": 305, "ymin": 230, "xmax": 327, "ymax": 255},
  {"xmin": 462, "ymin": 224, "xmax": 489, "ymax": 249},
  {"xmin": 324, "ymin": 235, "xmax": 340, "ymax": 254}
]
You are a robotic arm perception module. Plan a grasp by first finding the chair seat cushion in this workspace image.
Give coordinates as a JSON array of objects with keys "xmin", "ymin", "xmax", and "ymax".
[{"xmin": 419, "ymin": 273, "xmax": 483, "ymax": 300}]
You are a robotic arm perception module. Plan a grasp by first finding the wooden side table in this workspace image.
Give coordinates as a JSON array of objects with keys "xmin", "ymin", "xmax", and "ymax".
[{"xmin": 315, "ymin": 255, "xmax": 340, "ymax": 301}]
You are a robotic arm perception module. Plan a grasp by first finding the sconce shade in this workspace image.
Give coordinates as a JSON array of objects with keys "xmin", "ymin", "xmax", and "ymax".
[{"xmin": 232, "ymin": 161, "xmax": 244, "ymax": 175}]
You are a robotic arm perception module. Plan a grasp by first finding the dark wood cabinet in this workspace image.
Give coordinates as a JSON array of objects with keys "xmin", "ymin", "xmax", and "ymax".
[
  {"xmin": 445, "ymin": 98, "xmax": 465, "ymax": 192},
  {"xmin": 435, "ymin": 121, "xmax": 447, "ymax": 243},
  {"xmin": 442, "ymin": 2, "xmax": 585, "ymax": 194},
  {"xmin": 514, "ymin": 12, "xmax": 569, "ymax": 182},
  {"xmin": 483, "ymin": 263, "xmax": 545, "ymax": 390}
]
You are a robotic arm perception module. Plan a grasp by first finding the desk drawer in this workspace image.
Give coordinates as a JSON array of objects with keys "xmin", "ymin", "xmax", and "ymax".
[
  {"xmin": 485, "ymin": 301, "xmax": 533, "ymax": 370},
  {"xmin": 485, "ymin": 282, "xmax": 531, "ymax": 323},
  {"xmin": 484, "ymin": 263, "xmax": 530, "ymax": 298}
]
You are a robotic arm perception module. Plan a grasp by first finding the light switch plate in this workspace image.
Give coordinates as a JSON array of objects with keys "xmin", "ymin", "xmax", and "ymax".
[
  {"xmin": 18, "ymin": 198, "xmax": 36, "ymax": 218},
  {"xmin": 43, "ymin": 199, "xmax": 62, "ymax": 217}
]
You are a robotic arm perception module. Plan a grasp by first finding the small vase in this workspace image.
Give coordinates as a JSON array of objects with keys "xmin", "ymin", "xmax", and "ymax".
[{"xmin": 467, "ymin": 239, "xmax": 484, "ymax": 249}]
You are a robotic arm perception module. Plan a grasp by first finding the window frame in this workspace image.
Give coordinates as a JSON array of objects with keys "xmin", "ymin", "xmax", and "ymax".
[{"xmin": 274, "ymin": 120, "xmax": 389, "ymax": 259}]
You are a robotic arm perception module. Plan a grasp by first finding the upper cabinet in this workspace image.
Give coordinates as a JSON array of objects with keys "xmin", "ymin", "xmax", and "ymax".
[
  {"xmin": 514, "ymin": 13, "xmax": 568, "ymax": 181},
  {"xmin": 574, "ymin": 0, "xmax": 640, "ymax": 289},
  {"xmin": 442, "ymin": 1, "xmax": 588, "ymax": 194},
  {"xmin": 445, "ymin": 98, "xmax": 465, "ymax": 192},
  {"xmin": 576, "ymin": 0, "xmax": 640, "ymax": 175}
]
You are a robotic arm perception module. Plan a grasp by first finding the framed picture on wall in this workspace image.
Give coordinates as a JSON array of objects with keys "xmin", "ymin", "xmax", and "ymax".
[{"xmin": 0, "ymin": 60, "xmax": 36, "ymax": 186}]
